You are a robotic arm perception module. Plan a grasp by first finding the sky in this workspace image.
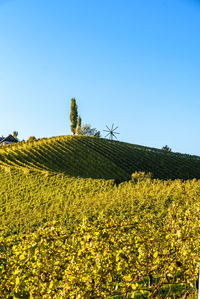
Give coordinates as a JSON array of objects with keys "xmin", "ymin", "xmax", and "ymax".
[{"xmin": 0, "ymin": 0, "xmax": 200, "ymax": 155}]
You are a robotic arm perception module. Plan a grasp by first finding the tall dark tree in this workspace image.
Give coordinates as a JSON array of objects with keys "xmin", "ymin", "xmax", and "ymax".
[
  {"xmin": 70, "ymin": 98, "xmax": 78, "ymax": 135},
  {"xmin": 77, "ymin": 116, "xmax": 82, "ymax": 135}
]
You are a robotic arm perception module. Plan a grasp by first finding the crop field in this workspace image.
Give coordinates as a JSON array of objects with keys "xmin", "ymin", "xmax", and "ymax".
[
  {"xmin": 0, "ymin": 135, "xmax": 200, "ymax": 180},
  {"xmin": 1, "ymin": 136, "xmax": 200, "ymax": 297}
]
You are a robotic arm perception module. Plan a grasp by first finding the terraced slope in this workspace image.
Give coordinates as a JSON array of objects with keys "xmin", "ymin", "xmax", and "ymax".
[{"xmin": 0, "ymin": 135, "xmax": 200, "ymax": 180}]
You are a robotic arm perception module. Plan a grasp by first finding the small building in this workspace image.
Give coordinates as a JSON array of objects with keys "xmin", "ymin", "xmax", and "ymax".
[{"xmin": 0, "ymin": 135, "xmax": 18, "ymax": 146}]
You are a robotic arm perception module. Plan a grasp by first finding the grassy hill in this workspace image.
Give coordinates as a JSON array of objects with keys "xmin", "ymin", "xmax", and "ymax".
[{"xmin": 0, "ymin": 135, "xmax": 200, "ymax": 180}]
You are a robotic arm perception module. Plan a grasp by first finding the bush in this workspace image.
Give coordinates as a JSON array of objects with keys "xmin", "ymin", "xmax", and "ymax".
[
  {"xmin": 131, "ymin": 171, "xmax": 152, "ymax": 181},
  {"xmin": 27, "ymin": 136, "xmax": 37, "ymax": 142}
]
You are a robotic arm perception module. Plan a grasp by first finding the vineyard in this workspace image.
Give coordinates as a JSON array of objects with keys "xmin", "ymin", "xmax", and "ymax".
[
  {"xmin": 0, "ymin": 135, "xmax": 200, "ymax": 180},
  {"xmin": 1, "ymin": 136, "xmax": 200, "ymax": 297},
  {"xmin": 0, "ymin": 168, "xmax": 115, "ymax": 236}
]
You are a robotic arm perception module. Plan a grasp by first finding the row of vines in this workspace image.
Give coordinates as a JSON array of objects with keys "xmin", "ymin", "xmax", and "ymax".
[
  {"xmin": 1, "ymin": 171, "xmax": 200, "ymax": 297},
  {"xmin": 0, "ymin": 135, "xmax": 200, "ymax": 180},
  {"xmin": 0, "ymin": 168, "xmax": 114, "ymax": 235}
]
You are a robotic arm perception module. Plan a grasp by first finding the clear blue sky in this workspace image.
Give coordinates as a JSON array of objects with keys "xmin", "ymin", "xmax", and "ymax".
[{"xmin": 0, "ymin": 0, "xmax": 200, "ymax": 155}]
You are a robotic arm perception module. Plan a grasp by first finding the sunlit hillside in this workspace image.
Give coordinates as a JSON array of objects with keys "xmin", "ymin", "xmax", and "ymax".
[
  {"xmin": 0, "ymin": 135, "xmax": 200, "ymax": 181},
  {"xmin": 1, "ymin": 136, "xmax": 200, "ymax": 297}
]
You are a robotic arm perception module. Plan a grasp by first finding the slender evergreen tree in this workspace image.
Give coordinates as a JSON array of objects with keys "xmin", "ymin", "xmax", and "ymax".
[
  {"xmin": 77, "ymin": 116, "xmax": 82, "ymax": 135},
  {"xmin": 70, "ymin": 98, "xmax": 78, "ymax": 135}
]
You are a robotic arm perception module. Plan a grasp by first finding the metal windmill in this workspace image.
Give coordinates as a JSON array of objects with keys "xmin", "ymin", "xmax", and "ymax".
[{"xmin": 103, "ymin": 124, "xmax": 120, "ymax": 140}]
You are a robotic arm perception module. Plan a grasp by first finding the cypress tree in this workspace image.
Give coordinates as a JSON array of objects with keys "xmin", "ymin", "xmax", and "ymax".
[
  {"xmin": 70, "ymin": 98, "xmax": 78, "ymax": 135},
  {"xmin": 77, "ymin": 116, "xmax": 82, "ymax": 135}
]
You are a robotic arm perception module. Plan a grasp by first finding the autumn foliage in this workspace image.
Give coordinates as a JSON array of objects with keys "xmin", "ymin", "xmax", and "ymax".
[{"xmin": 1, "ymin": 175, "xmax": 200, "ymax": 297}]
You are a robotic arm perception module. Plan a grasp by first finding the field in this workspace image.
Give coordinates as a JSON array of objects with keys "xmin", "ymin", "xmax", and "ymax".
[
  {"xmin": 1, "ymin": 135, "xmax": 200, "ymax": 181},
  {"xmin": 1, "ymin": 136, "xmax": 200, "ymax": 297}
]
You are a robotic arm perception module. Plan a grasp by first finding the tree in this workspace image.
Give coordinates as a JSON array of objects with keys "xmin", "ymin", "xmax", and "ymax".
[
  {"xmin": 70, "ymin": 98, "xmax": 78, "ymax": 135},
  {"xmin": 77, "ymin": 116, "xmax": 82, "ymax": 135},
  {"xmin": 27, "ymin": 136, "xmax": 37, "ymax": 142},
  {"xmin": 162, "ymin": 145, "xmax": 172, "ymax": 152},
  {"xmin": 81, "ymin": 124, "xmax": 101, "ymax": 137},
  {"xmin": 13, "ymin": 131, "xmax": 18, "ymax": 140}
]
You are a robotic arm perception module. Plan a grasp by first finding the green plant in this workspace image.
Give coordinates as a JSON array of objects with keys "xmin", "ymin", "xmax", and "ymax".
[{"xmin": 70, "ymin": 98, "xmax": 78, "ymax": 135}]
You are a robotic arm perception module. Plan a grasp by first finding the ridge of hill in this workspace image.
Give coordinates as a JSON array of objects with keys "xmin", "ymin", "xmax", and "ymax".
[{"xmin": 0, "ymin": 135, "xmax": 200, "ymax": 180}]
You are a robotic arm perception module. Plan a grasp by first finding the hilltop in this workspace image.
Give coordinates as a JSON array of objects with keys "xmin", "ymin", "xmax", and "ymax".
[{"xmin": 0, "ymin": 135, "xmax": 200, "ymax": 181}]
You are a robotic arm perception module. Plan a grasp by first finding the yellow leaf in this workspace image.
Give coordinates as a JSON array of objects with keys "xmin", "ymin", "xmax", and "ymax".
[
  {"xmin": 49, "ymin": 280, "xmax": 54, "ymax": 289},
  {"xmin": 131, "ymin": 283, "xmax": 138, "ymax": 290},
  {"xmin": 153, "ymin": 251, "xmax": 158, "ymax": 258},
  {"xmin": 15, "ymin": 276, "xmax": 20, "ymax": 286}
]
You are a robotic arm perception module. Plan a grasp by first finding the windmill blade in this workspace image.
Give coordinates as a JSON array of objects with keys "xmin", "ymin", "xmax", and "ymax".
[
  {"xmin": 106, "ymin": 125, "xmax": 110, "ymax": 131},
  {"xmin": 111, "ymin": 124, "xmax": 114, "ymax": 130},
  {"xmin": 113, "ymin": 126, "xmax": 118, "ymax": 131},
  {"xmin": 103, "ymin": 129, "xmax": 110, "ymax": 132},
  {"xmin": 113, "ymin": 134, "xmax": 118, "ymax": 140},
  {"xmin": 114, "ymin": 132, "xmax": 120, "ymax": 134},
  {"xmin": 105, "ymin": 132, "xmax": 110, "ymax": 138}
]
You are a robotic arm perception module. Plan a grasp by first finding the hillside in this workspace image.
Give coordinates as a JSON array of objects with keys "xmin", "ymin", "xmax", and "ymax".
[
  {"xmin": 0, "ymin": 135, "xmax": 200, "ymax": 180},
  {"xmin": 1, "ymin": 170, "xmax": 200, "ymax": 297},
  {"xmin": 1, "ymin": 136, "xmax": 200, "ymax": 297},
  {"xmin": 0, "ymin": 169, "xmax": 115, "ymax": 235}
]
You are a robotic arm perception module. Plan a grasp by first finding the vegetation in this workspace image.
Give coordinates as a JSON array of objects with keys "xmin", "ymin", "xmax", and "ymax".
[
  {"xmin": 1, "ymin": 174, "xmax": 200, "ymax": 297},
  {"xmin": 162, "ymin": 145, "xmax": 172, "ymax": 152},
  {"xmin": 70, "ymin": 98, "xmax": 78, "ymax": 134},
  {"xmin": 12, "ymin": 131, "xmax": 18, "ymax": 140},
  {"xmin": 0, "ymin": 135, "xmax": 200, "ymax": 181},
  {"xmin": 77, "ymin": 116, "xmax": 82, "ymax": 135},
  {"xmin": 81, "ymin": 124, "xmax": 101, "ymax": 137},
  {"xmin": 1, "ymin": 136, "xmax": 200, "ymax": 297},
  {"xmin": 0, "ymin": 168, "xmax": 114, "ymax": 235},
  {"xmin": 27, "ymin": 136, "xmax": 37, "ymax": 142}
]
